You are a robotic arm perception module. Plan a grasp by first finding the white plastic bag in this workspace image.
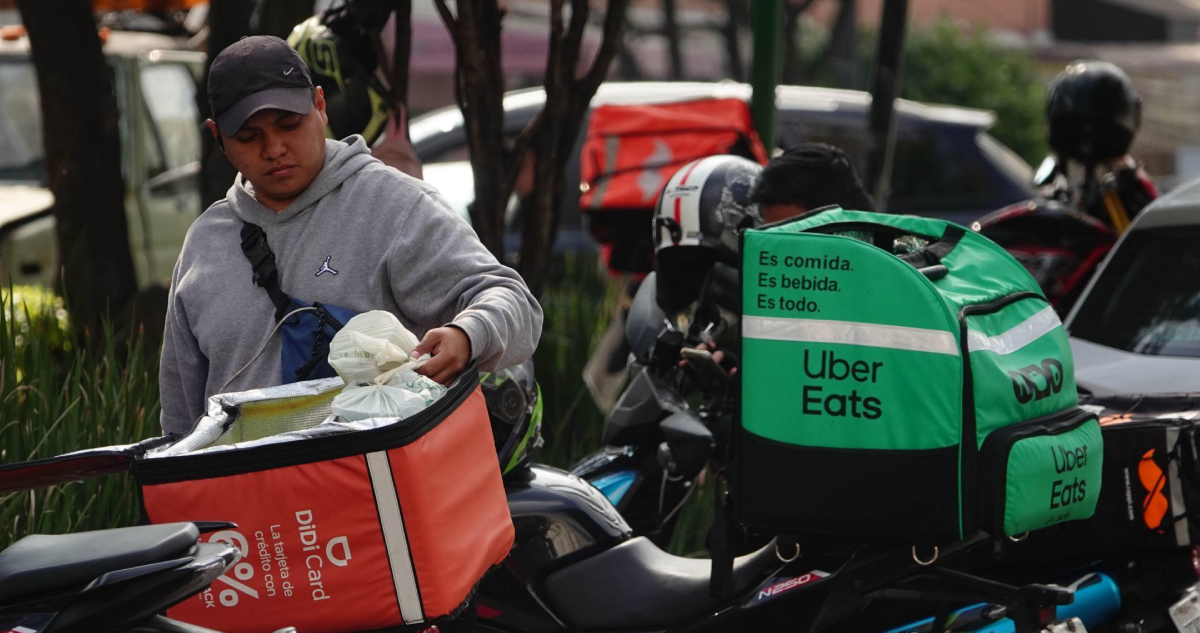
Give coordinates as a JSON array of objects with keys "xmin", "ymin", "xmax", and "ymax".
[
  {"xmin": 328, "ymin": 311, "xmax": 421, "ymax": 384},
  {"xmin": 331, "ymin": 382, "xmax": 431, "ymax": 422},
  {"xmin": 330, "ymin": 362, "xmax": 448, "ymax": 422}
]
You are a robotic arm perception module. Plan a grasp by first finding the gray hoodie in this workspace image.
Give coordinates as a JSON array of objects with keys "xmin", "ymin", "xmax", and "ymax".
[{"xmin": 159, "ymin": 136, "xmax": 543, "ymax": 435}]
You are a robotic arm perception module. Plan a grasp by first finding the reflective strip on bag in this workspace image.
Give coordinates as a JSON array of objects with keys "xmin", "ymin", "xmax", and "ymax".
[
  {"xmin": 366, "ymin": 451, "xmax": 425, "ymax": 624},
  {"xmin": 966, "ymin": 306, "xmax": 1061, "ymax": 356},
  {"xmin": 743, "ymin": 316, "xmax": 960, "ymax": 356}
]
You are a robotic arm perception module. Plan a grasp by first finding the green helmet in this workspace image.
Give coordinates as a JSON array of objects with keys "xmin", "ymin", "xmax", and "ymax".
[
  {"xmin": 480, "ymin": 360, "xmax": 543, "ymax": 477},
  {"xmin": 288, "ymin": 9, "xmax": 390, "ymax": 145}
]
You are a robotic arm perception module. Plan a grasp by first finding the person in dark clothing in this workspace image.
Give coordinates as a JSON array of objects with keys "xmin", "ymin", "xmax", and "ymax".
[
  {"xmin": 1046, "ymin": 60, "xmax": 1158, "ymax": 230},
  {"xmin": 750, "ymin": 143, "xmax": 876, "ymax": 222}
]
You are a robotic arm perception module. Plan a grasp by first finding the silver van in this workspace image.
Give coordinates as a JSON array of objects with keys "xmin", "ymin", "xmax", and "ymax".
[{"xmin": 0, "ymin": 29, "xmax": 204, "ymax": 290}]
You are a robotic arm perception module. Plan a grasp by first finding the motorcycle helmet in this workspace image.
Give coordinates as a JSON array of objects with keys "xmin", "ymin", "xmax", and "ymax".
[
  {"xmin": 1047, "ymin": 60, "xmax": 1141, "ymax": 165},
  {"xmin": 653, "ymin": 155, "xmax": 763, "ymax": 315},
  {"xmin": 288, "ymin": 1, "xmax": 391, "ymax": 145},
  {"xmin": 480, "ymin": 359, "xmax": 543, "ymax": 477}
]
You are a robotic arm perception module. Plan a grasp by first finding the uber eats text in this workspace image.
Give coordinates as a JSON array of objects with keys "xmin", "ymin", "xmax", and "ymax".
[
  {"xmin": 802, "ymin": 349, "xmax": 884, "ymax": 419},
  {"xmin": 1049, "ymin": 442, "xmax": 1089, "ymax": 515}
]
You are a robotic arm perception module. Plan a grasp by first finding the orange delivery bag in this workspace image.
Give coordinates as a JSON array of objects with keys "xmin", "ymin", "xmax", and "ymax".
[{"xmin": 0, "ymin": 365, "xmax": 513, "ymax": 633}]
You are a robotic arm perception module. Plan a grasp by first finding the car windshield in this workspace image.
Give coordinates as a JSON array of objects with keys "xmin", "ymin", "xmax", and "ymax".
[
  {"xmin": 1070, "ymin": 226, "xmax": 1200, "ymax": 358},
  {"xmin": 0, "ymin": 60, "xmax": 44, "ymax": 183}
]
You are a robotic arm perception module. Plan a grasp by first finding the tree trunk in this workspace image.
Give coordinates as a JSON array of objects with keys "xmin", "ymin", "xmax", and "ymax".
[
  {"xmin": 434, "ymin": 0, "xmax": 520, "ymax": 260},
  {"xmin": 256, "ymin": 0, "xmax": 315, "ymax": 40},
  {"xmin": 662, "ymin": 0, "xmax": 684, "ymax": 79},
  {"xmin": 800, "ymin": 0, "xmax": 854, "ymax": 86},
  {"xmin": 721, "ymin": 0, "xmax": 745, "ymax": 82},
  {"xmin": 16, "ymin": 0, "xmax": 138, "ymax": 338},
  {"xmin": 617, "ymin": 31, "xmax": 645, "ymax": 80},
  {"xmin": 198, "ymin": 0, "xmax": 253, "ymax": 211},
  {"xmin": 519, "ymin": 0, "xmax": 629, "ymax": 296},
  {"xmin": 830, "ymin": 0, "xmax": 859, "ymax": 89},
  {"xmin": 782, "ymin": 2, "xmax": 803, "ymax": 85},
  {"xmin": 389, "ymin": 0, "xmax": 412, "ymax": 108}
]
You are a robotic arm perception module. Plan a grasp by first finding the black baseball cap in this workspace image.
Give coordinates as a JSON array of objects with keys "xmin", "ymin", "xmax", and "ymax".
[{"xmin": 208, "ymin": 36, "xmax": 315, "ymax": 137}]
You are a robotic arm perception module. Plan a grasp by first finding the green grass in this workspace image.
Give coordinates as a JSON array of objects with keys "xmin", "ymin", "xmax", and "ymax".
[
  {"xmin": 529, "ymin": 257, "xmax": 711, "ymax": 556},
  {"xmin": 0, "ymin": 288, "xmax": 159, "ymax": 547},
  {"xmin": 532, "ymin": 254, "xmax": 621, "ymax": 468}
]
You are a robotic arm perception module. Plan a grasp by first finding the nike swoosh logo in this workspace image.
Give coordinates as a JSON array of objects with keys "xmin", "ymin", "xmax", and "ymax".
[{"xmin": 284, "ymin": 67, "xmax": 294, "ymax": 75}]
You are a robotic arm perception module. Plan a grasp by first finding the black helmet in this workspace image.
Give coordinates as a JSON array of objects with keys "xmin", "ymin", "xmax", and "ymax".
[
  {"xmin": 653, "ymin": 155, "xmax": 763, "ymax": 315},
  {"xmin": 288, "ymin": 2, "xmax": 392, "ymax": 145},
  {"xmin": 480, "ymin": 359, "xmax": 542, "ymax": 477},
  {"xmin": 1047, "ymin": 60, "xmax": 1141, "ymax": 164}
]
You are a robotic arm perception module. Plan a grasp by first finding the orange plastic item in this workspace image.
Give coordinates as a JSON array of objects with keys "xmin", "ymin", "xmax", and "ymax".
[
  {"xmin": 0, "ymin": 25, "xmax": 25, "ymax": 41},
  {"xmin": 1138, "ymin": 448, "xmax": 1169, "ymax": 531},
  {"xmin": 579, "ymin": 97, "xmax": 768, "ymax": 212},
  {"xmin": 140, "ymin": 387, "xmax": 512, "ymax": 633},
  {"xmin": 577, "ymin": 97, "xmax": 768, "ymax": 274}
]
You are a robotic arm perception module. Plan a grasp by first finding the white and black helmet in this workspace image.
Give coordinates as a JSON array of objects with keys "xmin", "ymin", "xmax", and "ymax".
[{"xmin": 654, "ymin": 155, "xmax": 763, "ymax": 313}]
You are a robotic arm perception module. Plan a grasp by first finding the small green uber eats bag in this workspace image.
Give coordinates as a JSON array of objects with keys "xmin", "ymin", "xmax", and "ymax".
[{"xmin": 737, "ymin": 208, "xmax": 1102, "ymax": 541}]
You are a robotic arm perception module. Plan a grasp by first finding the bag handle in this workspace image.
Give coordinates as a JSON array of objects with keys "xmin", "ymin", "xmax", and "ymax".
[
  {"xmin": 896, "ymin": 225, "xmax": 966, "ymax": 268},
  {"xmin": 801, "ymin": 216, "xmax": 967, "ymax": 272},
  {"xmin": 240, "ymin": 222, "xmax": 294, "ymax": 322}
]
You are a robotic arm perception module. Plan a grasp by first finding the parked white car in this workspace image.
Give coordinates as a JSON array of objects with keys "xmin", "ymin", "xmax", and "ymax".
[
  {"xmin": 1065, "ymin": 176, "xmax": 1200, "ymax": 395},
  {"xmin": 0, "ymin": 30, "xmax": 204, "ymax": 290}
]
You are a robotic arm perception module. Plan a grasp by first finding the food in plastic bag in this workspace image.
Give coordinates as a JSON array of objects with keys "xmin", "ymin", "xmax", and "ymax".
[
  {"xmin": 331, "ymin": 362, "xmax": 448, "ymax": 422},
  {"xmin": 328, "ymin": 310, "xmax": 421, "ymax": 384}
]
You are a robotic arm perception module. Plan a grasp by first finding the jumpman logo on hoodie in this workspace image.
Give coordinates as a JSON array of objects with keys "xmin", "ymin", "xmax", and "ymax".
[{"xmin": 316, "ymin": 256, "xmax": 338, "ymax": 277}]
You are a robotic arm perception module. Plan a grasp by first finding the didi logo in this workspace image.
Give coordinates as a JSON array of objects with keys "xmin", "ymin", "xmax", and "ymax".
[{"xmin": 1139, "ymin": 449, "xmax": 1169, "ymax": 530}]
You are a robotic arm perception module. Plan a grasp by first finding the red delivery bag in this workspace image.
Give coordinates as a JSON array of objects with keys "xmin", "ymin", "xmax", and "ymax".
[
  {"xmin": 0, "ymin": 366, "xmax": 512, "ymax": 633},
  {"xmin": 579, "ymin": 97, "xmax": 768, "ymax": 274}
]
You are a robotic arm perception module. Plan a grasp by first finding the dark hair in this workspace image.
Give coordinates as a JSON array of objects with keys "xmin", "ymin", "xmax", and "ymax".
[{"xmin": 751, "ymin": 143, "xmax": 876, "ymax": 212}]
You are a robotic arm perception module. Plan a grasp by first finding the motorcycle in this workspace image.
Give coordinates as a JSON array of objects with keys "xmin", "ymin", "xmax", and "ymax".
[
  {"xmin": 0, "ymin": 521, "xmax": 293, "ymax": 633},
  {"xmin": 973, "ymin": 155, "xmax": 1155, "ymax": 315},
  {"xmin": 482, "ymin": 460, "xmax": 1113, "ymax": 632},
  {"xmin": 470, "ymin": 271, "xmax": 1122, "ymax": 632},
  {"xmin": 541, "ymin": 269, "xmax": 1200, "ymax": 633}
]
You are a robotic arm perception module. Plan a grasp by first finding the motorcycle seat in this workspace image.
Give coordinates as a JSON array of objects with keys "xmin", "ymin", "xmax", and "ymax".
[
  {"xmin": 544, "ymin": 536, "xmax": 779, "ymax": 629},
  {"xmin": 0, "ymin": 522, "xmax": 199, "ymax": 603}
]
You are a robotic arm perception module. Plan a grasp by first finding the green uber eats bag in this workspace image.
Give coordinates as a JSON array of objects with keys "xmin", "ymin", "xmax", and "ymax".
[{"xmin": 737, "ymin": 208, "xmax": 1103, "ymax": 541}]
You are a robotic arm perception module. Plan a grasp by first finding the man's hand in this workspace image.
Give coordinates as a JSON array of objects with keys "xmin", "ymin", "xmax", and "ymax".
[{"xmin": 413, "ymin": 326, "xmax": 471, "ymax": 385}]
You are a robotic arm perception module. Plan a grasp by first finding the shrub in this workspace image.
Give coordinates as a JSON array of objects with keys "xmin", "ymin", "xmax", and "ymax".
[{"xmin": 0, "ymin": 289, "xmax": 158, "ymax": 546}]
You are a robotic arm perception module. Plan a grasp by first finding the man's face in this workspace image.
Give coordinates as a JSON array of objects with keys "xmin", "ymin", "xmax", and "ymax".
[
  {"xmin": 208, "ymin": 87, "xmax": 329, "ymax": 212},
  {"xmin": 762, "ymin": 202, "xmax": 807, "ymax": 224}
]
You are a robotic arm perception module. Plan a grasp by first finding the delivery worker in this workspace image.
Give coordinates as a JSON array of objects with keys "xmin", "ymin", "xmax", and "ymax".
[
  {"xmin": 750, "ymin": 142, "xmax": 876, "ymax": 221},
  {"xmin": 159, "ymin": 36, "xmax": 542, "ymax": 437}
]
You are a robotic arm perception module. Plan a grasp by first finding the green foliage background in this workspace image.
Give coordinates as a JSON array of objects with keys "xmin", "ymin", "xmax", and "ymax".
[
  {"xmin": 804, "ymin": 18, "xmax": 1049, "ymax": 166},
  {"xmin": 901, "ymin": 21, "xmax": 1048, "ymax": 166}
]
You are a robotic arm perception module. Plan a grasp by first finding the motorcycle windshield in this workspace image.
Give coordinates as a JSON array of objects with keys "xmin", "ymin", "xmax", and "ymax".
[{"xmin": 0, "ymin": 436, "xmax": 171, "ymax": 494}]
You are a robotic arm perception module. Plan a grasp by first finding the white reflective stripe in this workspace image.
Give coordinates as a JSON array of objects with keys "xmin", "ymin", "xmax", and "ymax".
[
  {"xmin": 966, "ymin": 306, "xmax": 1061, "ymax": 356},
  {"xmin": 366, "ymin": 451, "xmax": 424, "ymax": 624},
  {"xmin": 743, "ymin": 316, "xmax": 960, "ymax": 356}
]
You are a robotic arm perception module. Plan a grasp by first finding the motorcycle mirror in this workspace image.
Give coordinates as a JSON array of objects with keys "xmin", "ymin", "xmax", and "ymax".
[
  {"xmin": 658, "ymin": 411, "xmax": 714, "ymax": 477},
  {"xmin": 1033, "ymin": 155, "xmax": 1060, "ymax": 188},
  {"xmin": 660, "ymin": 410, "xmax": 713, "ymax": 446},
  {"xmin": 626, "ymin": 272, "xmax": 670, "ymax": 361},
  {"xmin": 603, "ymin": 367, "xmax": 687, "ymax": 446}
]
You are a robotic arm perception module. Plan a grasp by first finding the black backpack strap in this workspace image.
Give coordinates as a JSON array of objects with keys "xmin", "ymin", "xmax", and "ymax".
[
  {"xmin": 239, "ymin": 222, "xmax": 293, "ymax": 322},
  {"xmin": 897, "ymin": 225, "xmax": 966, "ymax": 269},
  {"xmin": 710, "ymin": 470, "xmax": 735, "ymax": 599},
  {"xmin": 926, "ymin": 225, "xmax": 966, "ymax": 260}
]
